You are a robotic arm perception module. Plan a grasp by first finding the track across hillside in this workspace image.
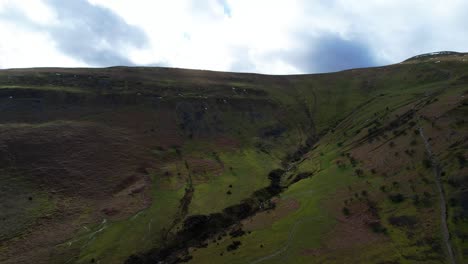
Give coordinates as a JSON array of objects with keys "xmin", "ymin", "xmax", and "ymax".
[{"xmin": 419, "ymin": 126, "xmax": 456, "ymax": 264}]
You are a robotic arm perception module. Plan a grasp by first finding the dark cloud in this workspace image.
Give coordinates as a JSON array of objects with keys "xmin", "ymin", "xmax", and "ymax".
[
  {"xmin": 288, "ymin": 33, "xmax": 378, "ymax": 73},
  {"xmin": 1, "ymin": 0, "xmax": 148, "ymax": 66}
]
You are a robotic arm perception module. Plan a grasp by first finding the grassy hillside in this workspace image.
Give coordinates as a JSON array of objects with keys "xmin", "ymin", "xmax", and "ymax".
[{"xmin": 0, "ymin": 52, "xmax": 467, "ymax": 264}]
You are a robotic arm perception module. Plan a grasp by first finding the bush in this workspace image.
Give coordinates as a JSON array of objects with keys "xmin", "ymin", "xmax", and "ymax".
[
  {"xmin": 422, "ymin": 159, "xmax": 432, "ymax": 169},
  {"xmin": 388, "ymin": 215, "xmax": 418, "ymax": 228},
  {"xmin": 412, "ymin": 195, "xmax": 420, "ymax": 205},
  {"xmin": 268, "ymin": 169, "xmax": 284, "ymax": 182},
  {"xmin": 226, "ymin": 241, "xmax": 241, "ymax": 251},
  {"xmin": 449, "ymin": 198, "xmax": 458, "ymax": 207},
  {"xmin": 342, "ymin": 207, "xmax": 351, "ymax": 216},
  {"xmin": 355, "ymin": 169, "xmax": 364, "ymax": 177},
  {"xmin": 389, "ymin": 193, "xmax": 405, "ymax": 203},
  {"xmin": 229, "ymin": 229, "xmax": 245, "ymax": 238},
  {"xmin": 457, "ymin": 154, "xmax": 466, "ymax": 168},
  {"xmin": 368, "ymin": 221, "xmax": 387, "ymax": 234}
]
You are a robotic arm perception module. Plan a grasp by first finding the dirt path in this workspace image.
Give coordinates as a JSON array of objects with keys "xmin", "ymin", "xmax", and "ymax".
[{"xmin": 418, "ymin": 126, "xmax": 456, "ymax": 264}]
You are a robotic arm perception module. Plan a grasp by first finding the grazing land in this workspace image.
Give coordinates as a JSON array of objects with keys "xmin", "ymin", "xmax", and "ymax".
[{"xmin": 0, "ymin": 52, "xmax": 467, "ymax": 264}]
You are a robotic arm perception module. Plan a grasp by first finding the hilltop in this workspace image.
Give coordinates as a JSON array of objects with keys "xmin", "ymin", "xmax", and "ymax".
[
  {"xmin": 404, "ymin": 51, "xmax": 468, "ymax": 63},
  {"xmin": 0, "ymin": 52, "xmax": 467, "ymax": 264}
]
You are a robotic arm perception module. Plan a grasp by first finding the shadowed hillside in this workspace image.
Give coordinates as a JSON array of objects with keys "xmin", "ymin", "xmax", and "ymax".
[{"xmin": 0, "ymin": 52, "xmax": 467, "ymax": 264}]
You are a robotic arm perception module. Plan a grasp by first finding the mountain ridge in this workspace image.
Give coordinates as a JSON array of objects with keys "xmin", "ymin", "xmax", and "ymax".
[{"xmin": 3, "ymin": 51, "xmax": 466, "ymax": 76}]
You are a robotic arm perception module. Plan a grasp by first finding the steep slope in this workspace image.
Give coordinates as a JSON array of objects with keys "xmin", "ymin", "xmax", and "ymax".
[{"xmin": 0, "ymin": 52, "xmax": 467, "ymax": 264}]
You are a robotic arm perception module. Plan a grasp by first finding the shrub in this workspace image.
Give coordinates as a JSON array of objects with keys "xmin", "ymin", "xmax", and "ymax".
[
  {"xmin": 355, "ymin": 169, "xmax": 364, "ymax": 177},
  {"xmin": 368, "ymin": 221, "xmax": 387, "ymax": 234},
  {"xmin": 449, "ymin": 198, "xmax": 458, "ymax": 207},
  {"xmin": 226, "ymin": 241, "xmax": 241, "ymax": 251},
  {"xmin": 422, "ymin": 159, "xmax": 432, "ymax": 169},
  {"xmin": 342, "ymin": 207, "xmax": 351, "ymax": 216},
  {"xmin": 457, "ymin": 154, "xmax": 466, "ymax": 168},
  {"xmin": 367, "ymin": 200, "xmax": 379, "ymax": 217},
  {"xmin": 229, "ymin": 229, "xmax": 245, "ymax": 238},
  {"xmin": 388, "ymin": 215, "xmax": 418, "ymax": 228},
  {"xmin": 389, "ymin": 193, "xmax": 405, "ymax": 203},
  {"xmin": 412, "ymin": 195, "xmax": 420, "ymax": 205}
]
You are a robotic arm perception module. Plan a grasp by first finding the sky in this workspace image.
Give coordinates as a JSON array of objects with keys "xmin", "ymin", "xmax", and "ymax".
[{"xmin": 0, "ymin": 0, "xmax": 467, "ymax": 74}]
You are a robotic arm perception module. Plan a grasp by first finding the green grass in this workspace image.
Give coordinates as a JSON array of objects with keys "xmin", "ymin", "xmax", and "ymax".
[
  {"xmin": 0, "ymin": 170, "xmax": 56, "ymax": 241},
  {"xmin": 188, "ymin": 149, "xmax": 280, "ymax": 216},
  {"xmin": 69, "ymin": 174, "xmax": 186, "ymax": 264},
  {"xmin": 0, "ymin": 85, "xmax": 90, "ymax": 93},
  {"xmin": 188, "ymin": 143, "xmax": 361, "ymax": 263}
]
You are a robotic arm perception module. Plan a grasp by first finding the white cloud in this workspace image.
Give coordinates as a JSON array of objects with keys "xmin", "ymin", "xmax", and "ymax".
[
  {"xmin": 0, "ymin": 19, "xmax": 85, "ymax": 68},
  {"xmin": 0, "ymin": 0, "xmax": 467, "ymax": 73}
]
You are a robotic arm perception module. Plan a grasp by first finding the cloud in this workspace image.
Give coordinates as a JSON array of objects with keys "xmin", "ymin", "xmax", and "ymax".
[
  {"xmin": 217, "ymin": 0, "xmax": 231, "ymax": 17},
  {"xmin": 45, "ymin": 0, "xmax": 148, "ymax": 66},
  {"xmin": 0, "ymin": 0, "xmax": 467, "ymax": 73},
  {"xmin": 288, "ymin": 33, "xmax": 379, "ymax": 73},
  {"xmin": 228, "ymin": 47, "xmax": 256, "ymax": 73},
  {"xmin": 0, "ymin": 0, "xmax": 148, "ymax": 66}
]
